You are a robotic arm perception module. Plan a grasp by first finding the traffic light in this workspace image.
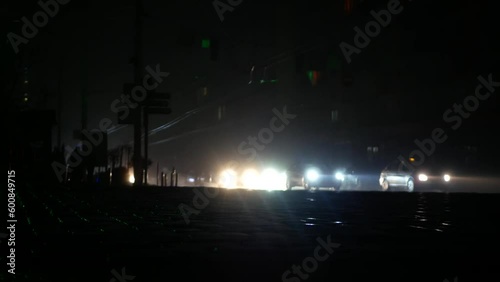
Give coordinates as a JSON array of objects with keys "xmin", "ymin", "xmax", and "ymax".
[
  {"xmin": 308, "ymin": 70, "xmax": 320, "ymax": 86},
  {"xmin": 201, "ymin": 39, "xmax": 210, "ymax": 48}
]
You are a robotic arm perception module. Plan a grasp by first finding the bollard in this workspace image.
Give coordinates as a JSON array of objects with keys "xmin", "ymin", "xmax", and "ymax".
[{"xmin": 170, "ymin": 167, "xmax": 176, "ymax": 187}]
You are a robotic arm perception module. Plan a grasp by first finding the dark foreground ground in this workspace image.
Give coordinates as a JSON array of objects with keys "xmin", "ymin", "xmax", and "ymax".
[{"xmin": 4, "ymin": 182, "xmax": 500, "ymax": 282}]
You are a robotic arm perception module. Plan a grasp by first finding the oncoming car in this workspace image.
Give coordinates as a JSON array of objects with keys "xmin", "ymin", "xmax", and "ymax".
[
  {"xmin": 285, "ymin": 163, "xmax": 344, "ymax": 191},
  {"xmin": 217, "ymin": 166, "xmax": 287, "ymax": 190},
  {"xmin": 379, "ymin": 159, "xmax": 453, "ymax": 192}
]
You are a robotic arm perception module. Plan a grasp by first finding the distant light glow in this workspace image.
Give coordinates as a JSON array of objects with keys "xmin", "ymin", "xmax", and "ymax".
[
  {"xmin": 344, "ymin": 0, "xmax": 353, "ymax": 14},
  {"xmin": 188, "ymin": 177, "xmax": 195, "ymax": 183},
  {"xmin": 128, "ymin": 174, "xmax": 135, "ymax": 184},
  {"xmin": 443, "ymin": 174, "xmax": 451, "ymax": 182},
  {"xmin": 219, "ymin": 169, "xmax": 237, "ymax": 188}
]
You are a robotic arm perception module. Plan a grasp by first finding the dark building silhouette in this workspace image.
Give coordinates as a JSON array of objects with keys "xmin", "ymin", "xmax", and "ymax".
[{"xmin": 8, "ymin": 110, "xmax": 57, "ymax": 184}]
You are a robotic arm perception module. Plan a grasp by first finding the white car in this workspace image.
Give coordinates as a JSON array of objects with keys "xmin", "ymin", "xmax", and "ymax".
[{"xmin": 379, "ymin": 160, "xmax": 453, "ymax": 192}]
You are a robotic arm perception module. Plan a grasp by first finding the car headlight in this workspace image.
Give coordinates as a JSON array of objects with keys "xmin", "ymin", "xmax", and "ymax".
[
  {"xmin": 242, "ymin": 168, "xmax": 259, "ymax": 188},
  {"xmin": 443, "ymin": 174, "xmax": 451, "ymax": 182},
  {"xmin": 418, "ymin": 174, "xmax": 428, "ymax": 181},
  {"xmin": 335, "ymin": 172, "xmax": 345, "ymax": 181},
  {"xmin": 306, "ymin": 169, "xmax": 320, "ymax": 181},
  {"xmin": 260, "ymin": 168, "xmax": 286, "ymax": 190}
]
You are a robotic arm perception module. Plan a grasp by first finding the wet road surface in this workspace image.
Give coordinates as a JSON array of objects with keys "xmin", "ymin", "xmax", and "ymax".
[{"xmin": 7, "ymin": 184, "xmax": 500, "ymax": 282}]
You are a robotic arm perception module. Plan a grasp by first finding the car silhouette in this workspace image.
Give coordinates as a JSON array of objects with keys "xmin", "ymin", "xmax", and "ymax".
[
  {"xmin": 286, "ymin": 163, "xmax": 344, "ymax": 191},
  {"xmin": 379, "ymin": 159, "xmax": 453, "ymax": 192}
]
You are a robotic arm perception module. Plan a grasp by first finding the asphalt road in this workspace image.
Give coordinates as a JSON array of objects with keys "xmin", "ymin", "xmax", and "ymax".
[{"xmin": 5, "ymin": 183, "xmax": 500, "ymax": 282}]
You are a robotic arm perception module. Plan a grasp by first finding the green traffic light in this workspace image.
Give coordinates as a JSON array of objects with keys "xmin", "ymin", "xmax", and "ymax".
[{"xmin": 202, "ymin": 39, "xmax": 210, "ymax": 48}]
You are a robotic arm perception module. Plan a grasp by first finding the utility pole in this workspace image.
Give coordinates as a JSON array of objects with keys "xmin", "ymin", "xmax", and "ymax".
[
  {"xmin": 81, "ymin": 26, "xmax": 90, "ymax": 184},
  {"xmin": 156, "ymin": 161, "xmax": 159, "ymax": 186},
  {"xmin": 81, "ymin": 40, "xmax": 88, "ymax": 132},
  {"xmin": 133, "ymin": 0, "xmax": 144, "ymax": 186},
  {"xmin": 57, "ymin": 62, "xmax": 63, "ymax": 149},
  {"xmin": 144, "ymin": 105, "xmax": 149, "ymax": 185}
]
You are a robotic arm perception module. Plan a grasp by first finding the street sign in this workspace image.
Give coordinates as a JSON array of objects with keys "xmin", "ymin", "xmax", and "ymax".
[
  {"xmin": 118, "ymin": 84, "xmax": 171, "ymax": 120},
  {"xmin": 144, "ymin": 92, "xmax": 171, "ymax": 115}
]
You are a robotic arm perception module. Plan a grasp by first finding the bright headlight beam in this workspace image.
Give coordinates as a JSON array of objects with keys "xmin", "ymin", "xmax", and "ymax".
[
  {"xmin": 418, "ymin": 174, "xmax": 428, "ymax": 181},
  {"xmin": 260, "ymin": 168, "xmax": 285, "ymax": 190},
  {"xmin": 242, "ymin": 168, "xmax": 259, "ymax": 188},
  {"xmin": 335, "ymin": 172, "xmax": 345, "ymax": 181},
  {"xmin": 443, "ymin": 174, "xmax": 451, "ymax": 182},
  {"xmin": 306, "ymin": 169, "xmax": 320, "ymax": 181},
  {"xmin": 261, "ymin": 168, "xmax": 279, "ymax": 182}
]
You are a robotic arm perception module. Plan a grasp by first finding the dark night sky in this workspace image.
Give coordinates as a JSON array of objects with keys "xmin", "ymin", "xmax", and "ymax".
[{"xmin": 4, "ymin": 0, "xmax": 500, "ymax": 173}]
